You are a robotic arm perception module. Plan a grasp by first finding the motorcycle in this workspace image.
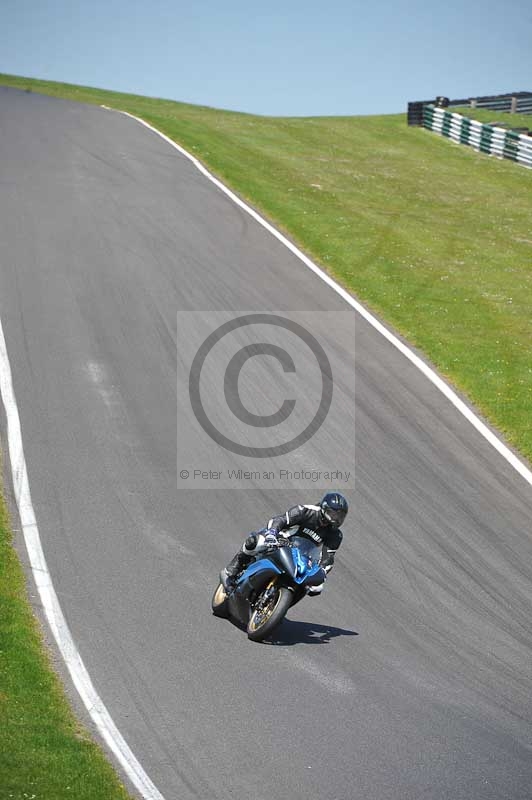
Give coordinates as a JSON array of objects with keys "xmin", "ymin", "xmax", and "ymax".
[{"xmin": 211, "ymin": 534, "xmax": 326, "ymax": 642}]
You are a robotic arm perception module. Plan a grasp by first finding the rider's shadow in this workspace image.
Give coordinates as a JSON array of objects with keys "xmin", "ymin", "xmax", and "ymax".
[{"xmin": 267, "ymin": 619, "xmax": 359, "ymax": 646}]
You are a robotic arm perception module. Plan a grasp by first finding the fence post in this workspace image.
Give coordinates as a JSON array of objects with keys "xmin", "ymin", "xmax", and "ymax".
[{"xmin": 407, "ymin": 101, "xmax": 425, "ymax": 126}]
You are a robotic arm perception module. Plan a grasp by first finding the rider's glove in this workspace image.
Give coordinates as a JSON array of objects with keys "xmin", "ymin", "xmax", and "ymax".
[{"xmin": 263, "ymin": 532, "xmax": 278, "ymax": 548}]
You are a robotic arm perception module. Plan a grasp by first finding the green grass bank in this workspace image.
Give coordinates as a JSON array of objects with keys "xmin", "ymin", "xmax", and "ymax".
[{"xmin": 0, "ymin": 493, "xmax": 133, "ymax": 798}]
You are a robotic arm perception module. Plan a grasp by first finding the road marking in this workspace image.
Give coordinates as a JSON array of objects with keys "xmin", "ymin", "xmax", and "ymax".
[
  {"xmin": 0, "ymin": 317, "xmax": 165, "ymax": 800},
  {"xmin": 115, "ymin": 107, "xmax": 532, "ymax": 489}
]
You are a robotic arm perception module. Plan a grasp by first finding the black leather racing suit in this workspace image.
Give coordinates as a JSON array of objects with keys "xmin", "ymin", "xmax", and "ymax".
[{"xmin": 224, "ymin": 504, "xmax": 343, "ymax": 587}]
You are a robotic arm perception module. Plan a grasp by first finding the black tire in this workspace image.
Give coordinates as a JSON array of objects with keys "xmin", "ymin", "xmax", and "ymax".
[
  {"xmin": 247, "ymin": 584, "xmax": 292, "ymax": 642},
  {"xmin": 211, "ymin": 583, "xmax": 229, "ymax": 618}
]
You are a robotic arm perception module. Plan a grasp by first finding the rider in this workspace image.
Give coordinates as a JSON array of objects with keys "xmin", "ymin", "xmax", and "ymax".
[{"xmin": 222, "ymin": 492, "xmax": 348, "ymax": 595}]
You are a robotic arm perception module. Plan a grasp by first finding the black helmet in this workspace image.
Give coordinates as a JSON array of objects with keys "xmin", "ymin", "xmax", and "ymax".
[{"xmin": 320, "ymin": 492, "xmax": 348, "ymax": 527}]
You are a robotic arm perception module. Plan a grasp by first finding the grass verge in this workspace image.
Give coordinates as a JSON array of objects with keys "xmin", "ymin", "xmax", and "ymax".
[{"xmin": 0, "ymin": 492, "xmax": 133, "ymax": 799}]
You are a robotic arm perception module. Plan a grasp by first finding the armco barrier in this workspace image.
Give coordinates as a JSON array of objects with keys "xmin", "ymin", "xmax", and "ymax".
[{"xmin": 423, "ymin": 106, "xmax": 532, "ymax": 169}]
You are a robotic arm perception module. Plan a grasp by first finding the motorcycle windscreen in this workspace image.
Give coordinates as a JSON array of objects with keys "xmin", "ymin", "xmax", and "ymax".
[{"xmin": 286, "ymin": 536, "xmax": 324, "ymax": 584}]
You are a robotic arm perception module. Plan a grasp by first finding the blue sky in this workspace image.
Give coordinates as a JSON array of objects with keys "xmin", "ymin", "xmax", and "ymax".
[{"xmin": 1, "ymin": 0, "xmax": 531, "ymax": 116}]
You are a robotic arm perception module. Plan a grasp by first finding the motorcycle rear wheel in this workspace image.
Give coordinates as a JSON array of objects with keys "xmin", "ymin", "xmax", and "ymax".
[
  {"xmin": 211, "ymin": 582, "xmax": 229, "ymax": 618},
  {"xmin": 247, "ymin": 583, "xmax": 292, "ymax": 642}
]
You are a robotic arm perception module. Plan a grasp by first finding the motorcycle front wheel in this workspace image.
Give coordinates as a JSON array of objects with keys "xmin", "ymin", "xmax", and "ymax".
[
  {"xmin": 247, "ymin": 583, "xmax": 292, "ymax": 642},
  {"xmin": 211, "ymin": 582, "xmax": 229, "ymax": 618}
]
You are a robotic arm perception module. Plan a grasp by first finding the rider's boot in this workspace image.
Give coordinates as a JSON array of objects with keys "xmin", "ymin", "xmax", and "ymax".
[{"xmin": 222, "ymin": 550, "xmax": 252, "ymax": 590}]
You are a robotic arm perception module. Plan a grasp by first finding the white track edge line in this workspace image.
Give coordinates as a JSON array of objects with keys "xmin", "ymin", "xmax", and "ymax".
[
  {"xmin": 115, "ymin": 107, "xmax": 532, "ymax": 489},
  {"xmin": 0, "ymin": 316, "xmax": 165, "ymax": 800}
]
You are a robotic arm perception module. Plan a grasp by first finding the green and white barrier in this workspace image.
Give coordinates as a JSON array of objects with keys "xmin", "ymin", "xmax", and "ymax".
[{"xmin": 423, "ymin": 105, "xmax": 532, "ymax": 169}]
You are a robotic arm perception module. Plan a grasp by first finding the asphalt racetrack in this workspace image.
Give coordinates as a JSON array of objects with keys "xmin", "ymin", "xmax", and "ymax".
[{"xmin": 1, "ymin": 87, "xmax": 532, "ymax": 800}]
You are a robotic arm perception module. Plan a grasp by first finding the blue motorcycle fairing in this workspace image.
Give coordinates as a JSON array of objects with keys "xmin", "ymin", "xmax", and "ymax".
[
  {"xmin": 237, "ymin": 557, "xmax": 283, "ymax": 583},
  {"xmin": 227, "ymin": 557, "xmax": 283, "ymax": 622},
  {"xmin": 223, "ymin": 541, "xmax": 326, "ymax": 629},
  {"xmin": 301, "ymin": 565, "xmax": 327, "ymax": 587},
  {"xmin": 234, "ymin": 558, "xmax": 283, "ymax": 607},
  {"xmin": 285, "ymin": 545, "xmax": 324, "ymax": 585},
  {"xmin": 238, "ymin": 548, "xmax": 323, "ymax": 587}
]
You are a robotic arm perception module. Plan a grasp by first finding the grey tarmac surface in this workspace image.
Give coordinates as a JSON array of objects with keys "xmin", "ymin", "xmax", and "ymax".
[{"xmin": 1, "ymin": 86, "xmax": 532, "ymax": 800}]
